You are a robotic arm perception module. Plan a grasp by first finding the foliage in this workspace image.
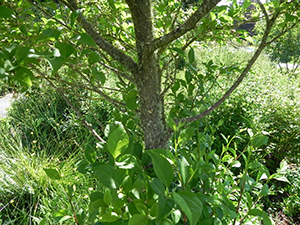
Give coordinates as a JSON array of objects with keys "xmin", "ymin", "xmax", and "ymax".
[
  {"xmin": 41, "ymin": 122, "xmax": 291, "ymax": 225},
  {"xmin": 0, "ymin": 119, "xmax": 93, "ymax": 224},
  {"xmin": 7, "ymin": 86, "xmax": 111, "ymax": 156}
]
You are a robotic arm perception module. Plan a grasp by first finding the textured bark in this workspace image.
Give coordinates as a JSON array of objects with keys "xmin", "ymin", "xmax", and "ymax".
[{"xmin": 126, "ymin": 0, "xmax": 167, "ymax": 149}]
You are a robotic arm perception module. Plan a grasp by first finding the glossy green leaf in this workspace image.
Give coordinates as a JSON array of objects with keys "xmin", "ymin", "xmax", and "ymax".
[
  {"xmin": 171, "ymin": 210, "xmax": 181, "ymax": 224},
  {"xmin": 115, "ymin": 154, "xmax": 137, "ymax": 169},
  {"xmin": 248, "ymin": 209, "xmax": 273, "ymax": 225},
  {"xmin": 43, "ymin": 168, "xmax": 61, "ymax": 180},
  {"xmin": 46, "ymin": 57, "xmax": 64, "ymax": 74},
  {"xmin": 0, "ymin": 6, "xmax": 15, "ymax": 18},
  {"xmin": 148, "ymin": 151, "xmax": 173, "ymax": 187},
  {"xmin": 149, "ymin": 178, "xmax": 165, "ymax": 195},
  {"xmin": 173, "ymin": 191, "xmax": 203, "ymax": 225},
  {"xmin": 157, "ymin": 195, "xmax": 174, "ymax": 222},
  {"xmin": 128, "ymin": 214, "xmax": 148, "ymax": 225},
  {"xmin": 14, "ymin": 67, "xmax": 33, "ymax": 87},
  {"xmin": 107, "ymin": 122, "xmax": 129, "ymax": 159},
  {"xmin": 88, "ymin": 51, "xmax": 101, "ymax": 64},
  {"xmin": 269, "ymin": 173, "xmax": 290, "ymax": 183},
  {"xmin": 99, "ymin": 214, "xmax": 119, "ymax": 222},
  {"xmin": 94, "ymin": 165, "xmax": 121, "ymax": 189},
  {"xmin": 78, "ymin": 33, "xmax": 97, "ymax": 47}
]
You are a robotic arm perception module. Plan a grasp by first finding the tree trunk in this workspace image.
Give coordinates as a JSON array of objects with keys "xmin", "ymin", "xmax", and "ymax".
[{"xmin": 126, "ymin": 0, "xmax": 167, "ymax": 149}]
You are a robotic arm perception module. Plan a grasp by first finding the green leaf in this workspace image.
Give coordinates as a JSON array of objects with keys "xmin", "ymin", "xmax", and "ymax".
[
  {"xmin": 248, "ymin": 209, "xmax": 273, "ymax": 225},
  {"xmin": 128, "ymin": 214, "xmax": 148, "ymax": 225},
  {"xmin": 93, "ymin": 164, "xmax": 122, "ymax": 189},
  {"xmin": 36, "ymin": 28, "xmax": 60, "ymax": 41},
  {"xmin": 185, "ymin": 70, "xmax": 193, "ymax": 83},
  {"xmin": 157, "ymin": 195, "xmax": 174, "ymax": 222},
  {"xmin": 171, "ymin": 210, "xmax": 181, "ymax": 224},
  {"xmin": 0, "ymin": 6, "xmax": 15, "ymax": 18},
  {"xmin": 270, "ymin": 174, "xmax": 290, "ymax": 183},
  {"xmin": 107, "ymin": 0, "xmax": 116, "ymax": 10},
  {"xmin": 91, "ymin": 67, "xmax": 106, "ymax": 85},
  {"xmin": 180, "ymin": 155, "xmax": 193, "ymax": 187},
  {"xmin": 149, "ymin": 178, "xmax": 165, "ymax": 195},
  {"xmin": 88, "ymin": 51, "xmax": 101, "ymax": 64},
  {"xmin": 16, "ymin": 47, "xmax": 30, "ymax": 62},
  {"xmin": 4, "ymin": 60, "xmax": 15, "ymax": 71},
  {"xmin": 188, "ymin": 48, "xmax": 195, "ymax": 64},
  {"xmin": 115, "ymin": 154, "xmax": 138, "ymax": 169},
  {"xmin": 251, "ymin": 135, "xmax": 268, "ymax": 148},
  {"xmin": 242, "ymin": 0, "xmax": 252, "ymax": 10},
  {"xmin": 46, "ymin": 57, "xmax": 64, "ymax": 74},
  {"xmin": 148, "ymin": 151, "xmax": 173, "ymax": 187},
  {"xmin": 14, "ymin": 67, "xmax": 33, "ymax": 87},
  {"xmin": 107, "ymin": 122, "xmax": 129, "ymax": 159},
  {"xmin": 103, "ymin": 189, "xmax": 112, "ymax": 205},
  {"xmin": 173, "ymin": 191, "xmax": 203, "ymax": 225},
  {"xmin": 84, "ymin": 145, "xmax": 96, "ymax": 163},
  {"xmin": 173, "ymin": 47, "xmax": 185, "ymax": 57},
  {"xmin": 99, "ymin": 214, "xmax": 119, "ymax": 222},
  {"xmin": 285, "ymin": 13, "xmax": 297, "ymax": 22},
  {"xmin": 43, "ymin": 168, "xmax": 61, "ymax": 180},
  {"xmin": 78, "ymin": 33, "xmax": 97, "ymax": 47},
  {"xmin": 260, "ymin": 184, "xmax": 269, "ymax": 196},
  {"xmin": 178, "ymin": 128, "xmax": 196, "ymax": 145},
  {"xmin": 55, "ymin": 42, "xmax": 75, "ymax": 58},
  {"xmin": 70, "ymin": 9, "xmax": 80, "ymax": 27}
]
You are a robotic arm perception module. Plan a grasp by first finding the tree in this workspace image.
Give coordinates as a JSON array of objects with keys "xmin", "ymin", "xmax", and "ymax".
[
  {"xmin": 1, "ymin": 1, "xmax": 300, "ymax": 224},
  {"xmin": 0, "ymin": 0, "xmax": 299, "ymax": 150}
]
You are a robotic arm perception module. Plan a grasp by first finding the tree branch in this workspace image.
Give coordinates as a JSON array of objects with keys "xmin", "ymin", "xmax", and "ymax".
[
  {"xmin": 47, "ymin": 80, "xmax": 106, "ymax": 143},
  {"xmin": 62, "ymin": 0, "xmax": 138, "ymax": 75},
  {"xmin": 149, "ymin": 0, "xmax": 221, "ymax": 52},
  {"xmin": 176, "ymin": 8, "xmax": 280, "ymax": 124}
]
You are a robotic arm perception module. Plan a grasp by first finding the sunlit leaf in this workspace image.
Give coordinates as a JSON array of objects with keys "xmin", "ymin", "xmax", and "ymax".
[
  {"xmin": 78, "ymin": 33, "xmax": 97, "ymax": 47},
  {"xmin": 173, "ymin": 191, "xmax": 203, "ymax": 225},
  {"xmin": 43, "ymin": 168, "xmax": 61, "ymax": 180},
  {"xmin": 148, "ymin": 151, "xmax": 173, "ymax": 187}
]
